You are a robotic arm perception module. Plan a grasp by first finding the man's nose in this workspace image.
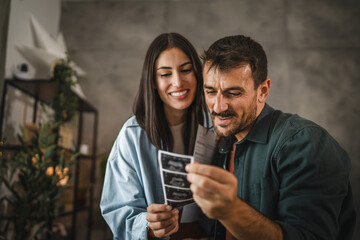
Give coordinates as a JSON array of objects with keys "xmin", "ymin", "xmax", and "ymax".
[{"xmin": 213, "ymin": 94, "xmax": 228, "ymax": 113}]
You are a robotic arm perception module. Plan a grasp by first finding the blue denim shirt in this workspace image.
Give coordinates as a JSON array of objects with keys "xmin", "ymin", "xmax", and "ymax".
[{"xmin": 100, "ymin": 116, "xmax": 167, "ymax": 240}]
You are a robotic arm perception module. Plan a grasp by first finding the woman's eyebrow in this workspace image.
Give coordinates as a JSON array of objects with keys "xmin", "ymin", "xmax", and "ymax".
[
  {"xmin": 157, "ymin": 61, "xmax": 191, "ymax": 70},
  {"xmin": 180, "ymin": 61, "xmax": 191, "ymax": 67},
  {"xmin": 156, "ymin": 66, "xmax": 172, "ymax": 70}
]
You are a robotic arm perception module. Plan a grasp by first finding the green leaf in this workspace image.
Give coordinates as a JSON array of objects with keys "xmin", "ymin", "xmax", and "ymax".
[{"xmin": 44, "ymin": 145, "xmax": 57, "ymax": 160}]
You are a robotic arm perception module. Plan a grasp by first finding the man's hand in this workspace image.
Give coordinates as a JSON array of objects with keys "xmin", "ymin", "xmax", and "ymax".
[
  {"xmin": 186, "ymin": 163, "xmax": 283, "ymax": 240},
  {"xmin": 146, "ymin": 204, "xmax": 179, "ymax": 238},
  {"xmin": 186, "ymin": 163, "xmax": 238, "ymax": 220}
]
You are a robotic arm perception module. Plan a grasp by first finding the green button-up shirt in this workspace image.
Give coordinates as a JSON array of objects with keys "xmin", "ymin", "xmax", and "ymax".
[{"xmin": 215, "ymin": 104, "xmax": 356, "ymax": 240}]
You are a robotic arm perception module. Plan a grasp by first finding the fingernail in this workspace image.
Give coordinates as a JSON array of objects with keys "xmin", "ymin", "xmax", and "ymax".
[
  {"xmin": 166, "ymin": 205, "xmax": 172, "ymax": 211},
  {"xmin": 185, "ymin": 164, "xmax": 191, "ymax": 172}
]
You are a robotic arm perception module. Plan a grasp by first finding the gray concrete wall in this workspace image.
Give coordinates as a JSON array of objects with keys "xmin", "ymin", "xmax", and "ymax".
[
  {"xmin": 5, "ymin": 0, "xmax": 62, "ymax": 79},
  {"xmin": 2, "ymin": 0, "xmax": 62, "ymax": 142},
  {"xmin": 61, "ymin": 0, "xmax": 360, "ymax": 238}
]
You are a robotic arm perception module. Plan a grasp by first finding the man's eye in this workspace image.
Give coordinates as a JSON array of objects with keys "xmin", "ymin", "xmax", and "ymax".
[
  {"xmin": 228, "ymin": 92, "xmax": 241, "ymax": 96},
  {"xmin": 206, "ymin": 90, "xmax": 216, "ymax": 95}
]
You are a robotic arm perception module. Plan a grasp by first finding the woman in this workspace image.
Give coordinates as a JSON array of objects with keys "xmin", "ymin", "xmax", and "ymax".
[{"xmin": 100, "ymin": 33, "xmax": 211, "ymax": 239}]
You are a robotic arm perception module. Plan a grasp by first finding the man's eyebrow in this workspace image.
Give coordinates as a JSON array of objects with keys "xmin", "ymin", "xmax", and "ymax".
[
  {"xmin": 224, "ymin": 87, "xmax": 245, "ymax": 92},
  {"xmin": 203, "ymin": 85, "xmax": 245, "ymax": 92},
  {"xmin": 157, "ymin": 61, "xmax": 192, "ymax": 70}
]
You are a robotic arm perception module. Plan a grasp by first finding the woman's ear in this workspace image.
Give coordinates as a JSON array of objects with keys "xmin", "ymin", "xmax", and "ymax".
[{"xmin": 257, "ymin": 78, "xmax": 270, "ymax": 103}]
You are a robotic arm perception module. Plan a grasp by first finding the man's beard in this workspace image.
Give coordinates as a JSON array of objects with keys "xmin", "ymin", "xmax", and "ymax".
[{"xmin": 211, "ymin": 96, "xmax": 258, "ymax": 138}]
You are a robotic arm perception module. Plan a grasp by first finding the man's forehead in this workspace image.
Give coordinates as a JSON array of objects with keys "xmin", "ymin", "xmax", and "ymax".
[
  {"xmin": 203, "ymin": 63, "xmax": 253, "ymax": 86},
  {"xmin": 204, "ymin": 62, "xmax": 251, "ymax": 76}
]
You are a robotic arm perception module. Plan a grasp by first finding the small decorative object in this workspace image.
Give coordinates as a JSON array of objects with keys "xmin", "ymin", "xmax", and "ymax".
[
  {"xmin": 13, "ymin": 63, "xmax": 32, "ymax": 80},
  {"xmin": 79, "ymin": 144, "xmax": 89, "ymax": 155},
  {"xmin": 15, "ymin": 14, "xmax": 87, "ymax": 99}
]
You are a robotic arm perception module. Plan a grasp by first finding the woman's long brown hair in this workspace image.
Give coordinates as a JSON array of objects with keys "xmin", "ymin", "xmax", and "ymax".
[{"xmin": 133, "ymin": 32, "xmax": 208, "ymax": 154}]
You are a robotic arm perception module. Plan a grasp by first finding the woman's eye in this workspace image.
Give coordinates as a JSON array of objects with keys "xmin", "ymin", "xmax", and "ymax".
[
  {"xmin": 181, "ymin": 69, "xmax": 192, "ymax": 73},
  {"xmin": 160, "ymin": 73, "xmax": 171, "ymax": 77}
]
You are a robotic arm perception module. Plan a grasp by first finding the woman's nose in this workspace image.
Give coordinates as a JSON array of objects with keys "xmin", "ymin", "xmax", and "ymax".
[{"xmin": 171, "ymin": 72, "xmax": 182, "ymax": 87}]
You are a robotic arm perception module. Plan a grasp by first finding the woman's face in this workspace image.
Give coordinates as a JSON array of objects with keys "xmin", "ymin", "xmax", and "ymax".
[{"xmin": 155, "ymin": 47, "xmax": 197, "ymax": 124}]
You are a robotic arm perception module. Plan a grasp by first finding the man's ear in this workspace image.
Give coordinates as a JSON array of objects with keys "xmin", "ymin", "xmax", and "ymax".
[{"xmin": 257, "ymin": 78, "xmax": 271, "ymax": 103}]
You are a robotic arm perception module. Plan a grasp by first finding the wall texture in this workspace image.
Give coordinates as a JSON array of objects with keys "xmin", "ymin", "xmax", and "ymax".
[
  {"xmin": 61, "ymin": 0, "xmax": 360, "ymax": 238},
  {"xmin": 5, "ymin": 0, "xmax": 61, "ymax": 78},
  {"xmin": 2, "ymin": 0, "xmax": 62, "ymax": 142}
]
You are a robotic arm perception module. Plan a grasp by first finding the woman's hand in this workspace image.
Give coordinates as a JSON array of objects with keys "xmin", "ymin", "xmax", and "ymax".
[{"xmin": 146, "ymin": 203, "xmax": 179, "ymax": 238}]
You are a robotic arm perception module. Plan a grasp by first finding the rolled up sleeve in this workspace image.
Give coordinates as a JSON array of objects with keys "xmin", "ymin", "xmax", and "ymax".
[{"xmin": 274, "ymin": 126, "xmax": 353, "ymax": 240}]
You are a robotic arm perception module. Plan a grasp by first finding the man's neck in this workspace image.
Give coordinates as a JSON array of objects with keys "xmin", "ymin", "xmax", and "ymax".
[{"xmin": 234, "ymin": 102, "xmax": 265, "ymax": 142}]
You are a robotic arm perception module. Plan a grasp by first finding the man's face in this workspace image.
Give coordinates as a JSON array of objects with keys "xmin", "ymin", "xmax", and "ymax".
[{"xmin": 203, "ymin": 63, "xmax": 262, "ymax": 141}]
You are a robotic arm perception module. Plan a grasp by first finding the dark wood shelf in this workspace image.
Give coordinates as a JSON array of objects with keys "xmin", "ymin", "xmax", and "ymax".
[
  {"xmin": 5, "ymin": 78, "xmax": 96, "ymax": 112},
  {"xmin": 2, "ymin": 144, "xmax": 94, "ymax": 160},
  {"xmin": 0, "ymin": 144, "xmax": 22, "ymax": 151}
]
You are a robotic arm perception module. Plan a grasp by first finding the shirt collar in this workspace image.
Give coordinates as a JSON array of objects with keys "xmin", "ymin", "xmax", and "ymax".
[
  {"xmin": 244, "ymin": 103, "xmax": 274, "ymax": 144},
  {"xmin": 219, "ymin": 104, "xmax": 275, "ymax": 153}
]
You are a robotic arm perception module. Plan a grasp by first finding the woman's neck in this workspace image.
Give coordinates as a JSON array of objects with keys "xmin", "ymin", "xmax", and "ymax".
[{"xmin": 164, "ymin": 108, "xmax": 187, "ymax": 126}]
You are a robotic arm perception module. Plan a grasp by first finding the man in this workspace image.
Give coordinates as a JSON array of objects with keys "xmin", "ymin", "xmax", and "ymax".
[{"xmin": 186, "ymin": 35, "xmax": 356, "ymax": 240}]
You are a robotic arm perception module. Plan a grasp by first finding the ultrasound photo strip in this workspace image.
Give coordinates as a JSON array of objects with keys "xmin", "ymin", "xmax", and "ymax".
[
  {"xmin": 159, "ymin": 151, "xmax": 192, "ymax": 173},
  {"xmin": 158, "ymin": 150, "xmax": 195, "ymax": 208},
  {"xmin": 167, "ymin": 199, "xmax": 194, "ymax": 209},
  {"xmin": 163, "ymin": 171, "xmax": 190, "ymax": 189},
  {"xmin": 165, "ymin": 186, "xmax": 193, "ymax": 201}
]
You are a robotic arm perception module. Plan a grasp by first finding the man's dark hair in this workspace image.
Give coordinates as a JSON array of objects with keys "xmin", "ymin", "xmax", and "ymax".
[
  {"xmin": 202, "ymin": 35, "xmax": 268, "ymax": 88},
  {"xmin": 133, "ymin": 32, "xmax": 208, "ymax": 154}
]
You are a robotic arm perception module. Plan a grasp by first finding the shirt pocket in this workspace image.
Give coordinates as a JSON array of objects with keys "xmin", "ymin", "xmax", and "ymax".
[{"xmin": 248, "ymin": 177, "xmax": 279, "ymax": 219}]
